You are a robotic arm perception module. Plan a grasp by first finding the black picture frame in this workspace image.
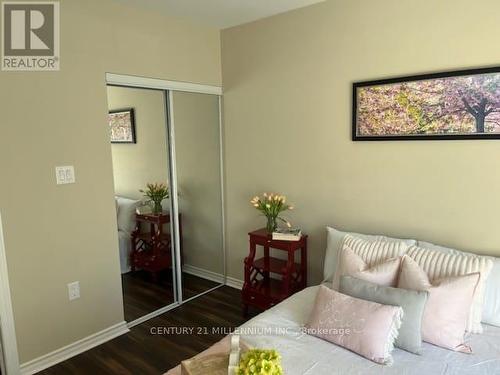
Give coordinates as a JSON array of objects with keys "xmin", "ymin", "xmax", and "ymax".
[
  {"xmin": 352, "ymin": 66, "xmax": 500, "ymax": 141},
  {"xmin": 109, "ymin": 108, "xmax": 136, "ymax": 144}
]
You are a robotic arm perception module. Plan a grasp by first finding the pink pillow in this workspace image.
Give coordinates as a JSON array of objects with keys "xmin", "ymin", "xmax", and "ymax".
[
  {"xmin": 306, "ymin": 286, "xmax": 403, "ymax": 365},
  {"xmin": 333, "ymin": 245, "xmax": 402, "ymax": 289},
  {"xmin": 398, "ymin": 256, "xmax": 479, "ymax": 353}
]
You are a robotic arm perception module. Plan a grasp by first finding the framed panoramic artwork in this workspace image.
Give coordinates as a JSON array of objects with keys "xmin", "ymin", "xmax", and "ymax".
[
  {"xmin": 352, "ymin": 67, "xmax": 500, "ymax": 141},
  {"xmin": 109, "ymin": 108, "xmax": 136, "ymax": 143}
]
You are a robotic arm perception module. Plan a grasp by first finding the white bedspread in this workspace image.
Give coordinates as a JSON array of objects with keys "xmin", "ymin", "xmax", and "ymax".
[
  {"xmin": 167, "ymin": 285, "xmax": 500, "ymax": 374},
  {"xmin": 234, "ymin": 286, "xmax": 500, "ymax": 375}
]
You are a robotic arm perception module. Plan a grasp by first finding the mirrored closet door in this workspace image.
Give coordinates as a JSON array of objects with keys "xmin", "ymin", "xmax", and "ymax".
[
  {"xmin": 170, "ymin": 91, "xmax": 224, "ymax": 301},
  {"xmin": 107, "ymin": 85, "xmax": 177, "ymax": 323},
  {"xmin": 106, "ymin": 74, "xmax": 224, "ymax": 325}
]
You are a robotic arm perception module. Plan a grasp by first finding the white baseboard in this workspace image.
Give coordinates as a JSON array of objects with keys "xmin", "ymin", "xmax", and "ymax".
[
  {"xmin": 182, "ymin": 264, "xmax": 243, "ymax": 290},
  {"xmin": 20, "ymin": 321, "xmax": 129, "ymax": 375},
  {"xmin": 225, "ymin": 276, "xmax": 243, "ymax": 290},
  {"xmin": 182, "ymin": 264, "xmax": 225, "ymax": 284},
  {"xmin": 19, "ymin": 269, "xmax": 243, "ymax": 374}
]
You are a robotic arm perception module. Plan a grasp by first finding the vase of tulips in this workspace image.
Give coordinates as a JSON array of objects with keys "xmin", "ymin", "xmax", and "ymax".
[
  {"xmin": 250, "ymin": 193, "xmax": 294, "ymax": 233},
  {"xmin": 140, "ymin": 183, "xmax": 169, "ymax": 214}
]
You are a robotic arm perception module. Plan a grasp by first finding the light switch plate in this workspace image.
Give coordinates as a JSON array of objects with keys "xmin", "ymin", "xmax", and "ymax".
[
  {"xmin": 67, "ymin": 281, "xmax": 80, "ymax": 301},
  {"xmin": 55, "ymin": 166, "xmax": 75, "ymax": 184}
]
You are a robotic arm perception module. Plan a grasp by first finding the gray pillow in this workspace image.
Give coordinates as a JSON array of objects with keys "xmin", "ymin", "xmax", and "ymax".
[{"xmin": 339, "ymin": 275, "xmax": 428, "ymax": 355}]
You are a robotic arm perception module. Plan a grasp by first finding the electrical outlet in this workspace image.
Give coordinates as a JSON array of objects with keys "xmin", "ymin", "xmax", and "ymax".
[
  {"xmin": 68, "ymin": 281, "xmax": 80, "ymax": 301},
  {"xmin": 55, "ymin": 166, "xmax": 75, "ymax": 185}
]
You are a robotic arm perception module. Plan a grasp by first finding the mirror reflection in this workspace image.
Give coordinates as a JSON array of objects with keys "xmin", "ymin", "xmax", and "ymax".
[
  {"xmin": 171, "ymin": 91, "xmax": 224, "ymax": 299},
  {"xmin": 107, "ymin": 85, "xmax": 176, "ymax": 322},
  {"xmin": 107, "ymin": 85, "xmax": 224, "ymax": 324}
]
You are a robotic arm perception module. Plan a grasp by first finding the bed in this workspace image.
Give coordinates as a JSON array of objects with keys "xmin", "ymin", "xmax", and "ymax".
[
  {"xmin": 166, "ymin": 285, "xmax": 500, "ymax": 375},
  {"xmin": 166, "ymin": 227, "xmax": 500, "ymax": 375},
  {"xmin": 115, "ymin": 196, "xmax": 140, "ymax": 274}
]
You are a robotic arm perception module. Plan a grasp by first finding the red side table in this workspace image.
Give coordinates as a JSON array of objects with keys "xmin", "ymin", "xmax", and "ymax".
[
  {"xmin": 130, "ymin": 212, "xmax": 183, "ymax": 281},
  {"xmin": 242, "ymin": 228, "xmax": 308, "ymax": 315}
]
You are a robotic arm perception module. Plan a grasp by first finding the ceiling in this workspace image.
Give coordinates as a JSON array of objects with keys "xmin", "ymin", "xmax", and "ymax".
[{"xmin": 115, "ymin": 0, "xmax": 326, "ymax": 29}]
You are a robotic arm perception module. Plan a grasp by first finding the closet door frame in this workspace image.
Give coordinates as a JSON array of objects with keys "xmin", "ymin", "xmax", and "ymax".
[{"xmin": 105, "ymin": 73, "xmax": 226, "ymax": 322}]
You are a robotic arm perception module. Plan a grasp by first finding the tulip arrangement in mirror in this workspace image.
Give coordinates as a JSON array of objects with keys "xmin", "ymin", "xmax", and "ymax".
[
  {"xmin": 250, "ymin": 193, "xmax": 294, "ymax": 233},
  {"xmin": 140, "ymin": 182, "xmax": 169, "ymax": 214}
]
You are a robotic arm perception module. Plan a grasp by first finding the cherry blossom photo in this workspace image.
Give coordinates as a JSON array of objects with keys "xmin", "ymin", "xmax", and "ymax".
[{"xmin": 353, "ymin": 68, "xmax": 500, "ymax": 140}]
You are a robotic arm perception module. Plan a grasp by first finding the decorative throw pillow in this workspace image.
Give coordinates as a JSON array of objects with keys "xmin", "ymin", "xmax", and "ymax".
[
  {"xmin": 407, "ymin": 245, "xmax": 493, "ymax": 333},
  {"xmin": 339, "ymin": 276, "xmax": 428, "ymax": 355},
  {"xmin": 323, "ymin": 226, "xmax": 416, "ymax": 283},
  {"xmin": 416, "ymin": 240, "xmax": 500, "ymax": 329},
  {"xmin": 333, "ymin": 238, "xmax": 403, "ymax": 290},
  {"xmin": 398, "ymin": 256, "xmax": 479, "ymax": 353},
  {"xmin": 306, "ymin": 286, "xmax": 403, "ymax": 365}
]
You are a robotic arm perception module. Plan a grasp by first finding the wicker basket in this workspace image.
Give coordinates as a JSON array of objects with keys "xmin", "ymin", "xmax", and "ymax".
[{"xmin": 181, "ymin": 353, "xmax": 229, "ymax": 375}]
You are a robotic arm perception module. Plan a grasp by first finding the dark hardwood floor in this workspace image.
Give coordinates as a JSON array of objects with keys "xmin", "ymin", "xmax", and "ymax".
[
  {"xmin": 122, "ymin": 270, "xmax": 220, "ymax": 322},
  {"xmin": 39, "ymin": 286, "xmax": 258, "ymax": 375}
]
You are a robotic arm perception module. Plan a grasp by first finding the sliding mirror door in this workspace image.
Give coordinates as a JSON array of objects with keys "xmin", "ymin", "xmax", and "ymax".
[
  {"xmin": 170, "ymin": 91, "xmax": 224, "ymax": 300},
  {"xmin": 105, "ymin": 73, "xmax": 225, "ymax": 324},
  {"xmin": 107, "ymin": 85, "xmax": 177, "ymax": 323}
]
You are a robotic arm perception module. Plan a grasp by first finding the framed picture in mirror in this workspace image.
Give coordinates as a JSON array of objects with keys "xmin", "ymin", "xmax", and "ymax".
[{"xmin": 109, "ymin": 108, "xmax": 136, "ymax": 143}]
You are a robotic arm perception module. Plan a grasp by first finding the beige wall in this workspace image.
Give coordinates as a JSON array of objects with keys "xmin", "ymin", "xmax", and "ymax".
[
  {"xmin": 221, "ymin": 0, "xmax": 500, "ymax": 285},
  {"xmin": 108, "ymin": 86, "xmax": 169, "ymax": 200},
  {"xmin": 173, "ymin": 92, "xmax": 224, "ymax": 274},
  {"xmin": 0, "ymin": 0, "xmax": 221, "ymax": 363}
]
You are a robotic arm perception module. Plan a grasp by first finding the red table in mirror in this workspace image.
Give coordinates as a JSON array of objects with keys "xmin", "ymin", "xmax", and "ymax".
[{"xmin": 130, "ymin": 212, "xmax": 183, "ymax": 282}]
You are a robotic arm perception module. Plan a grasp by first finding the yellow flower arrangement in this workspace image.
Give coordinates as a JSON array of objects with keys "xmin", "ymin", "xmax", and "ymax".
[
  {"xmin": 237, "ymin": 349, "xmax": 283, "ymax": 375},
  {"xmin": 250, "ymin": 193, "xmax": 294, "ymax": 233},
  {"xmin": 140, "ymin": 182, "xmax": 169, "ymax": 214}
]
